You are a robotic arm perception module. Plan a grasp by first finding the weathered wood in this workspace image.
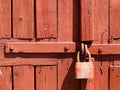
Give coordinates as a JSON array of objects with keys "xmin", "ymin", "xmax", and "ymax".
[
  {"xmin": 73, "ymin": 0, "xmax": 80, "ymax": 42},
  {"xmin": 81, "ymin": 79, "xmax": 94, "ymax": 90},
  {"xmin": 58, "ymin": 58, "xmax": 80, "ymax": 90},
  {"xmin": 5, "ymin": 42, "xmax": 120, "ymax": 54},
  {"xmin": 93, "ymin": 0, "xmax": 108, "ymax": 44},
  {"xmin": 110, "ymin": 0, "xmax": 120, "ymax": 43},
  {"xmin": 80, "ymin": 0, "xmax": 94, "ymax": 41},
  {"xmin": 110, "ymin": 66, "xmax": 120, "ymax": 90},
  {"xmin": 94, "ymin": 56, "xmax": 109, "ymax": 90},
  {"xmin": 5, "ymin": 42, "xmax": 76, "ymax": 53},
  {"xmin": 13, "ymin": 0, "xmax": 34, "ymax": 38},
  {"xmin": 0, "ymin": 59, "xmax": 57, "ymax": 66},
  {"xmin": 13, "ymin": 66, "xmax": 34, "ymax": 90},
  {"xmin": 36, "ymin": 0, "xmax": 57, "ymax": 38},
  {"xmin": 58, "ymin": 0, "xmax": 73, "ymax": 41},
  {"xmin": 0, "ymin": 0, "xmax": 11, "ymax": 38},
  {"xmin": 88, "ymin": 44, "xmax": 120, "ymax": 55},
  {"xmin": 36, "ymin": 66, "xmax": 57, "ymax": 90},
  {"xmin": 0, "ymin": 67, "xmax": 12, "ymax": 90}
]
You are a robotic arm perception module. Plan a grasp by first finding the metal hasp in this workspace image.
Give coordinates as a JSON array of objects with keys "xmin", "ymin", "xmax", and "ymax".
[
  {"xmin": 80, "ymin": 0, "xmax": 94, "ymax": 41},
  {"xmin": 75, "ymin": 43, "xmax": 94, "ymax": 79}
]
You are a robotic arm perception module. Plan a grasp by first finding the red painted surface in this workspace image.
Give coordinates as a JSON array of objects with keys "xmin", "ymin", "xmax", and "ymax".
[{"xmin": 0, "ymin": 0, "xmax": 120, "ymax": 90}]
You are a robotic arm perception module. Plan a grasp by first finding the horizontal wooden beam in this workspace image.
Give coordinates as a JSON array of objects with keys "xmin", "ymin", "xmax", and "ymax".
[
  {"xmin": 88, "ymin": 44, "xmax": 120, "ymax": 55},
  {"xmin": 0, "ymin": 59, "xmax": 57, "ymax": 66},
  {"xmin": 5, "ymin": 42, "xmax": 76, "ymax": 53},
  {"xmin": 5, "ymin": 42, "xmax": 120, "ymax": 55}
]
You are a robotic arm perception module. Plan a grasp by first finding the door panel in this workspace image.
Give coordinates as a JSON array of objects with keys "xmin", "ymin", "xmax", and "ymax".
[
  {"xmin": 0, "ymin": 67, "xmax": 12, "ymax": 90},
  {"xmin": 13, "ymin": 0, "xmax": 34, "ymax": 38},
  {"xmin": 36, "ymin": 66, "xmax": 57, "ymax": 90},
  {"xmin": 0, "ymin": 0, "xmax": 11, "ymax": 38},
  {"xmin": 110, "ymin": 66, "xmax": 120, "ymax": 90},
  {"xmin": 58, "ymin": 0, "xmax": 73, "ymax": 41},
  {"xmin": 13, "ymin": 66, "xmax": 34, "ymax": 90},
  {"xmin": 93, "ymin": 0, "xmax": 109, "ymax": 44},
  {"xmin": 110, "ymin": 0, "xmax": 120, "ymax": 43},
  {"xmin": 36, "ymin": 0, "xmax": 57, "ymax": 39}
]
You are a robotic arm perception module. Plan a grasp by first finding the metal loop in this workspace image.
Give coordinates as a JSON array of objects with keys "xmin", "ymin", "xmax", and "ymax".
[
  {"xmin": 77, "ymin": 51, "xmax": 80, "ymax": 62},
  {"xmin": 85, "ymin": 44, "xmax": 92, "ymax": 62},
  {"xmin": 77, "ymin": 44, "xmax": 92, "ymax": 62}
]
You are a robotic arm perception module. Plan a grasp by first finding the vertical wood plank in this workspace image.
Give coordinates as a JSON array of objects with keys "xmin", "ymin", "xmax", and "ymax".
[
  {"xmin": 58, "ymin": 58, "xmax": 80, "ymax": 90},
  {"xmin": 110, "ymin": 66, "xmax": 120, "ymax": 90},
  {"xmin": 80, "ymin": 0, "xmax": 94, "ymax": 41},
  {"xmin": 0, "ymin": 67, "xmax": 12, "ymax": 90},
  {"xmin": 94, "ymin": 56, "xmax": 109, "ymax": 90},
  {"xmin": 0, "ymin": 0, "xmax": 11, "ymax": 38},
  {"xmin": 36, "ymin": 66, "xmax": 57, "ymax": 90},
  {"xmin": 13, "ymin": 66, "xmax": 34, "ymax": 90},
  {"xmin": 36, "ymin": 0, "xmax": 57, "ymax": 39},
  {"xmin": 110, "ymin": 0, "xmax": 120, "ymax": 43},
  {"xmin": 13, "ymin": 0, "xmax": 34, "ymax": 38},
  {"xmin": 58, "ymin": 0, "xmax": 73, "ymax": 41},
  {"xmin": 93, "ymin": 0, "xmax": 108, "ymax": 44},
  {"xmin": 73, "ymin": 0, "xmax": 80, "ymax": 42}
]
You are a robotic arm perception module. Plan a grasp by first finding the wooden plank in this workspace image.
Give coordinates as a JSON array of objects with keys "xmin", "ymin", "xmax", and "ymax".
[
  {"xmin": 81, "ymin": 79, "xmax": 94, "ymax": 90},
  {"xmin": 5, "ymin": 42, "xmax": 120, "ymax": 54},
  {"xmin": 110, "ymin": 0, "xmax": 120, "ymax": 43},
  {"xmin": 5, "ymin": 42, "xmax": 76, "ymax": 53},
  {"xmin": 36, "ymin": 0, "xmax": 57, "ymax": 38},
  {"xmin": 0, "ymin": 0, "xmax": 11, "ymax": 38},
  {"xmin": 58, "ymin": 0, "xmax": 73, "ymax": 41},
  {"xmin": 80, "ymin": 0, "xmax": 94, "ymax": 41},
  {"xmin": 93, "ymin": 56, "xmax": 109, "ymax": 90},
  {"xmin": 73, "ymin": 0, "xmax": 80, "ymax": 42},
  {"xmin": 13, "ymin": 0, "xmax": 34, "ymax": 38},
  {"xmin": 13, "ymin": 66, "xmax": 34, "ymax": 90},
  {"xmin": 36, "ymin": 66, "xmax": 57, "ymax": 90},
  {"xmin": 110, "ymin": 66, "xmax": 120, "ymax": 90},
  {"xmin": 0, "ymin": 59, "xmax": 57, "ymax": 66},
  {"xmin": 58, "ymin": 58, "xmax": 80, "ymax": 90},
  {"xmin": 0, "ymin": 67, "xmax": 12, "ymax": 90},
  {"xmin": 93, "ymin": 0, "xmax": 108, "ymax": 44},
  {"xmin": 88, "ymin": 44, "xmax": 120, "ymax": 55}
]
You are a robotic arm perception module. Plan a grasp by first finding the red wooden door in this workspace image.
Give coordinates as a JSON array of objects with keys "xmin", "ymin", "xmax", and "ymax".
[
  {"xmin": 0, "ymin": 0, "xmax": 80, "ymax": 90},
  {"xmin": 1, "ymin": 0, "xmax": 120, "ymax": 90}
]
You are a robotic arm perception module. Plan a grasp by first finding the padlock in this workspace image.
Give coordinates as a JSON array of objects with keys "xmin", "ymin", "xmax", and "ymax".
[{"xmin": 75, "ymin": 50, "xmax": 94, "ymax": 79}]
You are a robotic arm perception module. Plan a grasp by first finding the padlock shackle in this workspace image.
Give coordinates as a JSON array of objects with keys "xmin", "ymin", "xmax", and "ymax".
[
  {"xmin": 85, "ymin": 45, "xmax": 92, "ymax": 62},
  {"xmin": 77, "ymin": 45, "xmax": 92, "ymax": 62},
  {"xmin": 77, "ymin": 51, "xmax": 80, "ymax": 62}
]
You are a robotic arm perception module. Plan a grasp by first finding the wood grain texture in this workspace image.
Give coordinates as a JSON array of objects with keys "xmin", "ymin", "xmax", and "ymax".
[
  {"xmin": 58, "ymin": 58, "xmax": 80, "ymax": 90},
  {"xmin": 13, "ymin": 0, "xmax": 34, "ymax": 38},
  {"xmin": 36, "ymin": 0, "xmax": 57, "ymax": 38},
  {"xmin": 36, "ymin": 66, "xmax": 57, "ymax": 90},
  {"xmin": 110, "ymin": 66, "xmax": 120, "ymax": 90},
  {"xmin": 0, "ymin": 67, "xmax": 12, "ymax": 90},
  {"xmin": 5, "ymin": 42, "xmax": 76, "ymax": 53},
  {"xmin": 110, "ymin": 0, "xmax": 120, "ymax": 43},
  {"xmin": 0, "ymin": 0, "xmax": 11, "ymax": 38},
  {"xmin": 94, "ymin": 56, "xmax": 109, "ymax": 90},
  {"xmin": 58, "ymin": 0, "xmax": 73, "ymax": 41},
  {"xmin": 80, "ymin": 0, "xmax": 94, "ymax": 41},
  {"xmin": 13, "ymin": 66, "xmax": 34, "ymax": 90},
  {"xmin": 0, "ymin": 59, "xmax": 57, "ymax": 66},
  {"xmin": 93, "ymin": 0, "xmax": 108, "ymax": 44}
]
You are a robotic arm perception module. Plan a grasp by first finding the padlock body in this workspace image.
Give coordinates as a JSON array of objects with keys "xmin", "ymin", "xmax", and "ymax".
[{"xmin": 75, "ymin": 61, "xmax": 94, "ymax": 79}]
